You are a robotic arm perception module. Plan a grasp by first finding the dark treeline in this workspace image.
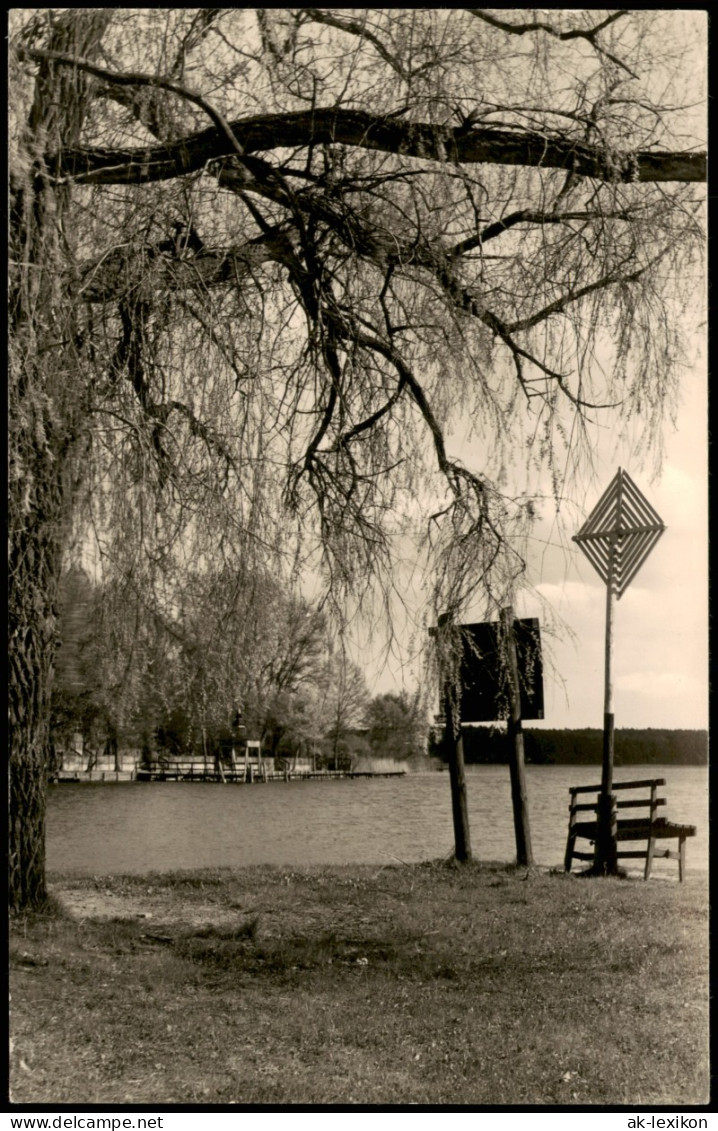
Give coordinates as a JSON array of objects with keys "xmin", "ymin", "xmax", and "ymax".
[{"xmin": 431, "ymin": 728, "xmax": 707, "ymax": 766}]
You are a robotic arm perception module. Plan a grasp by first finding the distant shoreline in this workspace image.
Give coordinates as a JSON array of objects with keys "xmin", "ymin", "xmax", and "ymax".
[
  {"xmin": 49, "ymin": 727, "xmax": 708, "ymax": 782},
  {"xmin": 432, "ymin": 726, "xmax": 708, "ymax": 767}
]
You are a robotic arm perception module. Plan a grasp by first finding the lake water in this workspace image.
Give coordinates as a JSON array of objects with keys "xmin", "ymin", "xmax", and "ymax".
[{"xmin": 46, "ymin": 764, "xmax": 708, "ymax": 878}]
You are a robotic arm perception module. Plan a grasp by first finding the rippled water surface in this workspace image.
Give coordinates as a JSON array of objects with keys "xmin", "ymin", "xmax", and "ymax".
[{"xmin": 47, "ymin": 764, "xmax": 708, "ymax": 877}]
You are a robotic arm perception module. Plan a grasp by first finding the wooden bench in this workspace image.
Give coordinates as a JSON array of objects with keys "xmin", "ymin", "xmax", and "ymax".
[{"xmin": 564, "ymin": 777, "xmax": 696, "ymax": 881}]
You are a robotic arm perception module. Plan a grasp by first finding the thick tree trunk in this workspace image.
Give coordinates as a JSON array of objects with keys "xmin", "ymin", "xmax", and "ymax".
[
  {"xmin": 8, "ymin": 11, "xmax": 111, "ymax": 912},
  {"xmin": 8, "ymin": 403, "xmax": 76, "ymax": 908},
  {"xmin": 8, "ymin": 548, "xmax": 57, "ymax": 909}
]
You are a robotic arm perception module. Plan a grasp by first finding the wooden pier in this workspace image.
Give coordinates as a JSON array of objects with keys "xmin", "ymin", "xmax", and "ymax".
[
  {"xmin": 52, "ymin": 763, "xmax": 406, "ymax": 783},
  {"xmin": 135, "ymin": 762, "xmax": 406, "ymax": 783},
  {"xmin": 53, "ymin": 770, "xmax": 136, "ymax": 783}
]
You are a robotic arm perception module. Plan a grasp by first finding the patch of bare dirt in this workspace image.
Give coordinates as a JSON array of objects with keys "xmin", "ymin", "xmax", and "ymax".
[{"xmin": 48, "ymin": 883, "xmax": 246, "ymax": 931}]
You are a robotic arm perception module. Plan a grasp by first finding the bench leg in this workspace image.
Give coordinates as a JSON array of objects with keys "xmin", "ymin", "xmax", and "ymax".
[
  {"xmin": 678, "ymin": 836, "xmax": 686, "ymax": 883},
  {"xmin": 564, "ymin": 831, "xmax": 576, "ymax": 873},
  {"xmin": 644, "ymin": 836, "xmax": 656, "ymax": 881}
]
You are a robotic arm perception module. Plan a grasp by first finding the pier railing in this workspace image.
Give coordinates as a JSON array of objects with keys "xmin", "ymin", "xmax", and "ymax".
[
  {"xmin": 135, "ymin": 761, "xmax": 406, "ymax": 782},
  {"xmin": 53, "ymin": 761, "xmax": 407, "ymax": 783}
]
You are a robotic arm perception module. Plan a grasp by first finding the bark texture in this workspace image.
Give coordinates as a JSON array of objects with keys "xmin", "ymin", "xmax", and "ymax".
[{"xmin": 9, "ymin": 11, "xmax": 111, "ymax": 911}]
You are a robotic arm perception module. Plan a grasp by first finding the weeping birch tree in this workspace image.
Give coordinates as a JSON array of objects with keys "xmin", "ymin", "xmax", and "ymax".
[{"xmin": 9, "ymin": 8, "xmax": 705, "ymax": 909}]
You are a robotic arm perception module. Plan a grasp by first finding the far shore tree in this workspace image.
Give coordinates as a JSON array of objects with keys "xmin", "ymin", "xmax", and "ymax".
[
  {"xmin": 9, "ymin": 10, "xmax": 705, "ymax": 909},
  {"xmin": 50, "ymin": 565, "xmax": 111, "ymax": 772},
  {"xmin": 366, "ymin": 690, "xmax": 427, "ymax": 762},
  {"xmin": 323, "ymin": 653, "xmax": 370, "ymax": 770},
  {"xmin": 50, "ymin": 563, "xmax": 360, "ymax": 769}
]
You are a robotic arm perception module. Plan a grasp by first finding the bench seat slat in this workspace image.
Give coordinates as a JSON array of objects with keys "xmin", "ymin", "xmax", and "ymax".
[
  {"xmin": 639, "ymin": 822, "xmax": 696, "ymax": 839},
  {"xmin": 572, "ymin": 819, "xmax": 695, "ymax": 840}
]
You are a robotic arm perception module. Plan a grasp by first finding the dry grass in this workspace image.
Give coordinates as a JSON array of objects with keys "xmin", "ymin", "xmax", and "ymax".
[{"xmin": 9, "ymin": 862, "xmax": 709, "ymax": 1106}]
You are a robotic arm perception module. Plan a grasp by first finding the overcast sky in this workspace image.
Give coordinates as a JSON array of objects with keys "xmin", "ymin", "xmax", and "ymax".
[
  {"xmin": 366, "ymin": 335, "xmax": 707, "ymax": 732},
  {"xmin": 518, "ymin": 353, "xmax": 708, "ymax": 730}
]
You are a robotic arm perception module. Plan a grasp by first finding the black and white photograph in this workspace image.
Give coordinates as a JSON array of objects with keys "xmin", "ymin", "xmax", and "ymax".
[{"xmin": 8, "ymin": 8, "xmax": 708, "ymax": 1114}]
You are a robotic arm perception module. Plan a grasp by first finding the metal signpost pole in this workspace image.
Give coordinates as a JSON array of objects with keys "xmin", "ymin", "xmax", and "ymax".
[
  {"xmin": 573, "ymin": 467, "xmax": 665, "ymax": 877},
  {"xmin": 601, "ymin": 547, "xmax": 615, "ymax": 799},
  {"xmin": 597, "ymin": 535, "xmax": 618, "ymax": 873}
]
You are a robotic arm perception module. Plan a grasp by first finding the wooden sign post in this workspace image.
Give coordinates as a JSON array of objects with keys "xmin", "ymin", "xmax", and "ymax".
[
  {"xmin": 443, "ymin": 680, "xmax": 472, "ymax": 862},
  {"xmin": 573, "ymin": 468, "xmax": 665, "ymax": 875},
  {"xmin": 437, "ymin": 613, "xmax": 472, "ymax": 862},
  {"xmin": 432, "ymin": 613, "xmax": 543, "ymax": 865},
  {"xmin": 501, "ymin": 607, "xmax": 534, "ymax": 867}
]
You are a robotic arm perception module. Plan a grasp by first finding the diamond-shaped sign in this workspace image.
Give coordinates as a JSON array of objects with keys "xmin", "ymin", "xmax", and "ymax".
[{"xmin": 572, "ymin": 469, "xmax": 665, "ymax": 598}]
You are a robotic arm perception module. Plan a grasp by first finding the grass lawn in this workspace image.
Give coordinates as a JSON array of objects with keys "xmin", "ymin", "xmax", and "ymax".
[{"xmin": 9, "ymin": 862, "xmax": 709, "ymax": 1107}]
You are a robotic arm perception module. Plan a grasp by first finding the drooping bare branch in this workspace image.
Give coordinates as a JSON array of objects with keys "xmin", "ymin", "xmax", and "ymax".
[
  {"xmin": 449, "ymin": 207, "xmax": 644, "ymax": 257},
  {"xmin": 465, "ymin": 9, "xmax": 637, "ymax": 77},
  {"xmin": 465, "ymin": 9, "xmax": 629, "ymax": 41},
  {"xmin": 300, "ymin": 9, "xmax": 412, "ymax": 82},
  {"xmin": 77, "ymin": 230, "xmax": 292, "ymax": 302}
]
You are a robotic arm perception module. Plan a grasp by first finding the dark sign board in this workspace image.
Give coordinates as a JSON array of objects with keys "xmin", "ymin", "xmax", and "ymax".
[{"xmin": 458, "ymin": 617, "xmax": 544, "ymax": 722}]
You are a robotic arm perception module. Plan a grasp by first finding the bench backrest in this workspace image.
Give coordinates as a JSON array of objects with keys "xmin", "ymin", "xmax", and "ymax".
[{"xmin": 568, "ymin": 778, "xmax": 666, "ymax": 820}]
